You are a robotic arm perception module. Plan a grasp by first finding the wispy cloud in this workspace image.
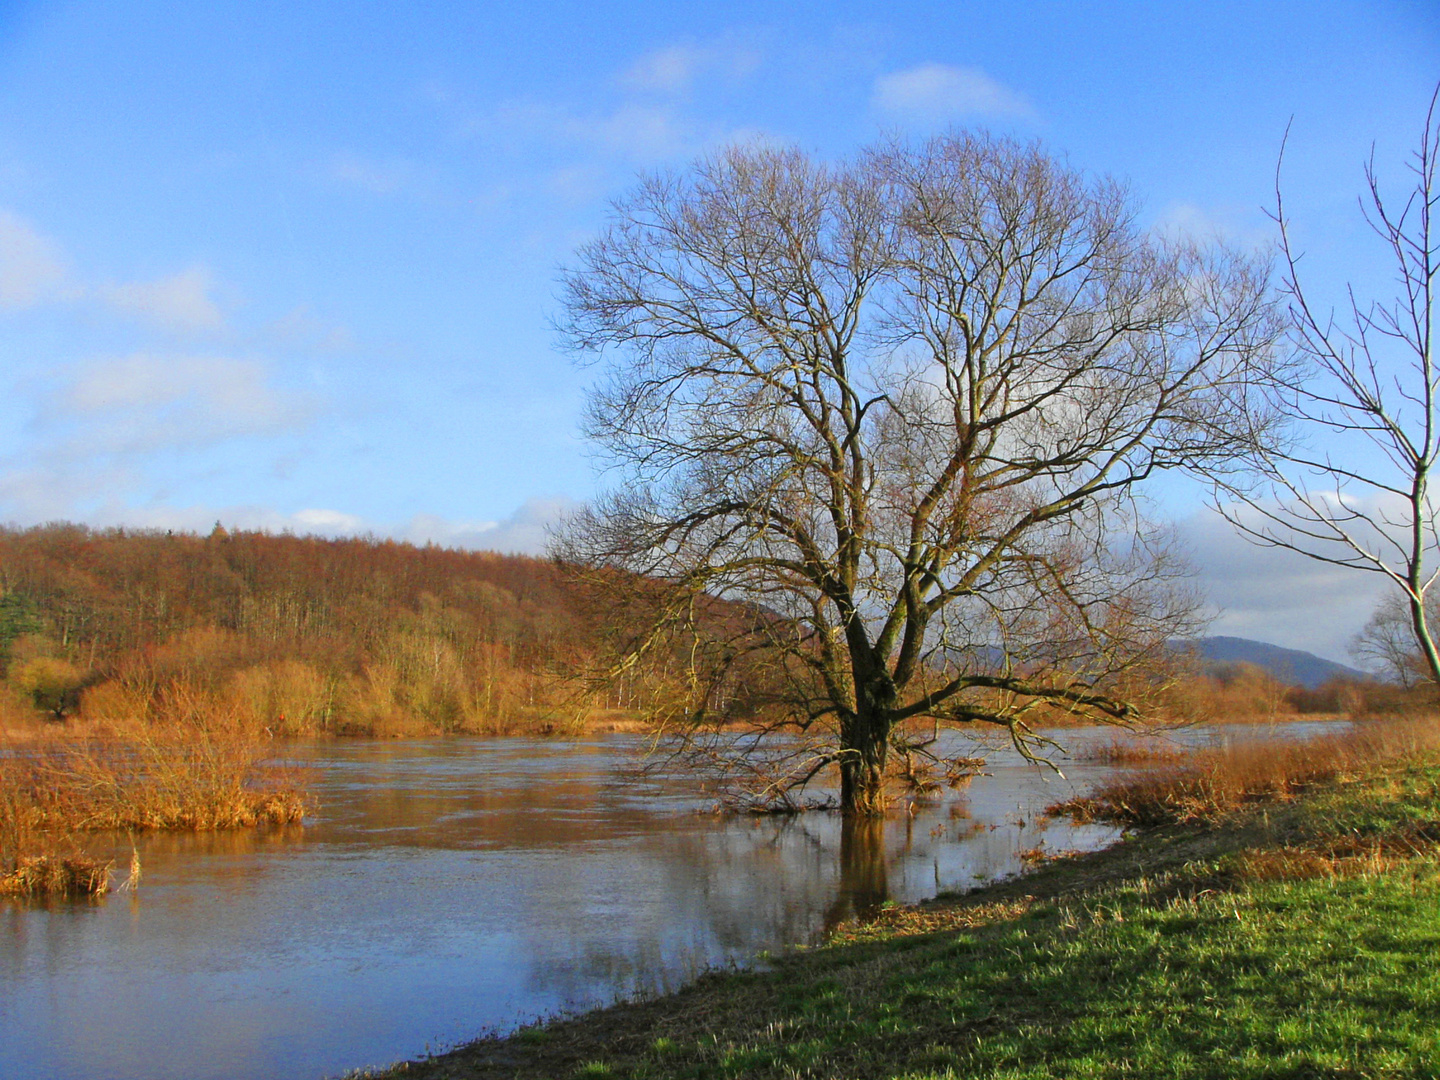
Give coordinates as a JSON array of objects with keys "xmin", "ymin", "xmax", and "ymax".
[
  {"xmin": 1151, "ymin": 201, "xmax": 1271, "ymax": 250},
  {"xmin": 99, "ymin": 265, "xmax": 226, "ymax": 334},
  {"xmin": 1, "ymin": 351, "xmax": 315, "ymax": 522},
  {"xmin": 619, "ymin": 39, "xmax": 762, "ymax": 96},
  {"xmin": 292, "ymin": 507, "xmax": 367, "ymax": 533},
  {"xmin": 263, "ymin": 305, "xmax": 354, "ymax": 352},
  {"xmin": 0, "ymin": 209, "xmax": 68, "ymax": 309},
  {"xmin": 54, "ymin": 352, "xmax": 310, "ymax": 457},
  {"xmin": 437, "ymin": 35, "xmax": 775, "ymax": 192},
  {"xmin": 484, "ymin": 97, "xmax": 698, "ymax": 164},
  {"xmin": 872, "ymin": 63, "xmax": 1034, "ymax": 123},
  {"xmin": 26, "ymin": 497, "xmax": 582, "ymax": 557},
  {"xmin": 0, "ymin": 213, "xmax": 233, "ymax": 335},
  {"xmin": 321, "ymin": 151, "xmax": 441, "ymax": 200}
]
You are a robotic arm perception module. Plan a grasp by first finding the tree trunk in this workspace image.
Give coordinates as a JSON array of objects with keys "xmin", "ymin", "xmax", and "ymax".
[
  {"xmin": 1408, "ymin": 589, "xmax": 1440, "ymax": 685},
  {"xmin": 839, "ymin": 671, "xmax": 896, "ymax": 816},
  {"xmin": 839, "ymin": 731, "xmax": 888, "ymax": 815}
]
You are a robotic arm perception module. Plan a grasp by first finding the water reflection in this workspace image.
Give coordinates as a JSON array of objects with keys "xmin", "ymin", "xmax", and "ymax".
[
  {"xmin": 0, "ymin": 722, "xmax": 1349, "ymax": 1080},
  {"xmin": 826, "ymin": 817, "xmax": 890, "ymax": 929}
]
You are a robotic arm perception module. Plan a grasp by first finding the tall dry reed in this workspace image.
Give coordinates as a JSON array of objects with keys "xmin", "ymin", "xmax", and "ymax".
[
  {"xmin": 1, "ymin": 715, "xmax": 306, "ymax": 897},
  {"xmin": 1051, "ymin": 718, "xmax": 1440, "ymax": 826}
]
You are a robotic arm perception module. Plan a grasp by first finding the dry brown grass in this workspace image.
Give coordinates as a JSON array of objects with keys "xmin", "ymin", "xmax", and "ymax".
[
  {"xmin": 0, "ymin": 853, "xmax": 112, "ymax": 898},
  {"xmin": 1, "ymin": 715, "xmax": 306, "ymax": 897},
  {"xmin": 1072, "ymin": 737, "xmax": 1191, "ymax": 765},
  {"xmin": 1, "ymin": 722, "xmax": 307, "ymax": 832},
  {"xmin": 1051, "ymin": 717, "xmax": 1440, "ymax": 826}
]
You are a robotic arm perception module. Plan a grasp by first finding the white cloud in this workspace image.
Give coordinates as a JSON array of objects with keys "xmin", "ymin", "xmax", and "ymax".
[
  {"xmin": 324, "ymin": 152, "xmax": 432, "ymax": 198},
  {"xmin": 486, "ymin": 98, "xmax": 695, "ymax": 164},
  {"xmin": 100, "ymin": 266, "xmax": 226, "ymax": 334},
  {"xmin": 402, "ymin": 497, "xmax": 580, "ymax": 555},
  {"xmin": 64, "ymin": 352, "xmax": 297, "ymax": 425},
  {"xmin": 619, "ymin": 41, "xmax": 762, "ymax": 95},
  {"xmin": 1151, "ymin": 201, "xmax": 1270, "ymax": 249},
  {"xmin": 1177, "ymin": 505, "xmax": 1391, "ymax": 665},
  {"xmin": 292, "ymin": 507, "xmax": 367, "ymax": 533},
  {"xmin": 264, "ymin": 306, "xmax": 354, "ymax": 352},
  {"xmin": 872, "ymin": 63, "xmax": 1034, "ymax": 123},
  {"xmin": 590, "ymin": 103, "xmax": 692, "ymax": 159},
  {"xmin": 0, "ymin": 354, "xmax": 313, "ymax": 524},
  {"xmin": 0, "ymin": 498, "xmax": 581, "ymax": 560},
  {"xmin": 37, "ymin": 352, "xmax": 312, "ymax": 469},
  {"xmin": 0, "ymin": 213, "xmax": 243, "ymax": 333},
  {"xmin": 622, "ymin": 45, "xmax": 706, "ymax": 94},
  {"xmin": 0, "ymin": 209, "xmax": 68, "ymax": 309}
]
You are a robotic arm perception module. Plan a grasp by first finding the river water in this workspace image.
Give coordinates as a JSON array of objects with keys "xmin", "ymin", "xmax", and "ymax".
[{"xmin": 0, "ymin": 724, "xmax": 1338, "ymax": 1080}]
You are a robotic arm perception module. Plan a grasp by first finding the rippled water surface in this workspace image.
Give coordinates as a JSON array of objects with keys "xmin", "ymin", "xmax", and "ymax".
[{"xmin": 0, "ymin": 723, "xmax": 1345, "ymax": 1080}]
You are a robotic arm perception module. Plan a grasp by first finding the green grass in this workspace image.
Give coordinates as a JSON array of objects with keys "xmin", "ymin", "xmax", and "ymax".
[{"xmin": 380, "ymin": 753, "xmax": 1440, "ymax": 1080}]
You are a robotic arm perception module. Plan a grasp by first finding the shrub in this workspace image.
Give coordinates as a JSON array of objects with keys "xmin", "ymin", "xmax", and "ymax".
[{"xmin": 11, "ymin": 657, "xmax": 86, "ymax": 720}]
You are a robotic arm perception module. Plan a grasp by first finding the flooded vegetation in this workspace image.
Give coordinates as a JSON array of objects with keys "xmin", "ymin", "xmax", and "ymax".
[
  {"xmin": 1052, "ymin": 717, "xmax": 1440, "ymax": 826},
  {"xmin": 0, "ymin": 718, "xmax": 306, "ymax": 896},
  {"xmin": 0, "ymin": 730, "xmax": 1145, "ymax": 1080}
]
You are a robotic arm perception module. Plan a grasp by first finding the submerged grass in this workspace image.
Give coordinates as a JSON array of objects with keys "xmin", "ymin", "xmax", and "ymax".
[
  {"xmin": 0, "ymin": 853, "xmax": 112, "ymax": 898},
  {"xmin": 1, "ymin": 718, "xmax": 306, "ymax": 897},
  {"xmin": 372, "ymin": 722, "xmax": 1440, "ymax": 1080},
  {"xmin": 1070, "ymin": 736, "xmax": 1191, "ymax": 766}
]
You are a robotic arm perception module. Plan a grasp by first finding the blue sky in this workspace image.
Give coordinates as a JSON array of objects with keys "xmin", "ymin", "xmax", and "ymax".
[{"xmin": 0, "ymin": 0, "xmax": 1436, "ymax": 661}]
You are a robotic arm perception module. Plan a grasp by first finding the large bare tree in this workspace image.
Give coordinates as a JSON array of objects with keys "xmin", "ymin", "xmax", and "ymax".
[
  {"xmin": 1214, "ymin": 89, "xmax": 1440, "ymax": 685},
  {"xmin": 557, "ymin": 133, "xmax": 1282, "ymax": 815}
]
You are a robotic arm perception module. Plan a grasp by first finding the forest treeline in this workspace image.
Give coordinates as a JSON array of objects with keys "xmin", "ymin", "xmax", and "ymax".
[
  {"xmin": 0, "ymin": 523, "xmax": 1410, "ymax": 739},
  {"xmin": 0, "ymin": 523, "xmax": 623, "ymax": 736}
]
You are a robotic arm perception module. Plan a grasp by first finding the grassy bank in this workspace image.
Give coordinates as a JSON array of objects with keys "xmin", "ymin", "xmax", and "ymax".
[
  {"xmin": 373, "ymin": 724, "xmax": 1440, "ymax": 1079},
  {"xmin": 1, "ymin": 717, "xmax": 306, "ymax": 898}
]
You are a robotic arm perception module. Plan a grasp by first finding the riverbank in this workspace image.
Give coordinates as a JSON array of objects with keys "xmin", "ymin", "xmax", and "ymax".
[{"xmin": 372, "ymin": 727, "xmax": 1440, "ymax": 1079}]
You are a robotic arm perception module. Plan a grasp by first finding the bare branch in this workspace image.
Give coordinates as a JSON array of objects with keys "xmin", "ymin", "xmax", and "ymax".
[{"xmin": 558, "ymin": 135, "xmax": 1282, "ymax": 814}]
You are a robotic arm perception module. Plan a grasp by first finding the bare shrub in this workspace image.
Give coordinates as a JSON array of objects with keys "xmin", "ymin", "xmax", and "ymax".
[
  {"xmin": 1155, "ymin": 661, "xmax": 1298, "ymax": 725},
  {"xmin": 229, "ymin": 660, "xmax": 336, "ymax": 736}
]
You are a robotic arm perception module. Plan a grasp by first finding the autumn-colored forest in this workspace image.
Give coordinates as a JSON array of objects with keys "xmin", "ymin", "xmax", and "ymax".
[
  {"xmin": 0, "ymin": 522, "xmax": 1409, "ymax": 741},
  {"xmin": 0, "ymin": 523, "xmax": 618, "ymax": 736}
]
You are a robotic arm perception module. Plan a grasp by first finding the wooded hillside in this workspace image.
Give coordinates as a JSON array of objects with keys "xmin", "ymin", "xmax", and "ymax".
[
  {"xmin": 0, "ymin": 524, "xmax": 607, "ymax": 735},
  {"xmin": 0, "ymin": 524, "xmax": 1396, "ymax": 740}
]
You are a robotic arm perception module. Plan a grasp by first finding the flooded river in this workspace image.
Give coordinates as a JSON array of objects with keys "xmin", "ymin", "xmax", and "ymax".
[{"xmin": 0, "ymin": 724, "xmax": 1340, "ymax": 1080}]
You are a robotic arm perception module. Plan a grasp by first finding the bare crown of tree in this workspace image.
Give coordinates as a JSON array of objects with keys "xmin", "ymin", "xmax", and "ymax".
[{"xmin": 557, "ymin": 132, "xmax": 1285, "ymax": 815}]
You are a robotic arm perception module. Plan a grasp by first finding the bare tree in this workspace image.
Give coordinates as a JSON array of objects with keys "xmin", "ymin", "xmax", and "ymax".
[
  {"xmin": 557, "ymin": 134, "xmax": 1282, "ymax": 815},
  {"xmin": 1215, "ymin": 88, "xmax": 1440, "ymax": 684},
  {"xmin": 1353, "ymin": 590, "xmax": 1440, "ymax": 689}
]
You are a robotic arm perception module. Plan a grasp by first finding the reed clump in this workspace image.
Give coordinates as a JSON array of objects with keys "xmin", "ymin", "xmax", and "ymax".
[
  {"xmin": 1073, "ymin": 737, "xmax": 1190, "ymax": 765},
  {"xmin": 1, "ymin": 716, "xmax": 306, "ymax": 898},
  {"xmin": 0, "ymin": 853, "xmax": 112, "ymax": 898},
  {"xmin": 1051, "ymin": 717, "xmax": 1440, "ymax": 826},
  {"xmin": 1, "ymin": 721, "xmax": 307, "ymax": 832}
]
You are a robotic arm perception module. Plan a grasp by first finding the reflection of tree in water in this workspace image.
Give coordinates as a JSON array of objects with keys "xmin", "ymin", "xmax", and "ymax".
[
  {"xmin": 824, "ymin": 817, "xmax": 889, "ymax": 931},
  {"xmin": 514, "ymin": 813, "xmax": 898, "ymax": 1010},
  {"xmin": 516, "ymin": 816, "xmax": 848, "ymax": 1009}
]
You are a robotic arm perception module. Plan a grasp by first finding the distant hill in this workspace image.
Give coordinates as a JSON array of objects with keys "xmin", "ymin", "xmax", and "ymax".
[
  {"xmin": 0, "ymin": 523, "xmax": 768, "ymax": 736},
  {"xmin": 1185, "ymin": 636, "xmax": 1370, "ymax": 690},
  {"xmin": 0, "ymin": 523, "xmax": 594, "ymax": 735}
]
